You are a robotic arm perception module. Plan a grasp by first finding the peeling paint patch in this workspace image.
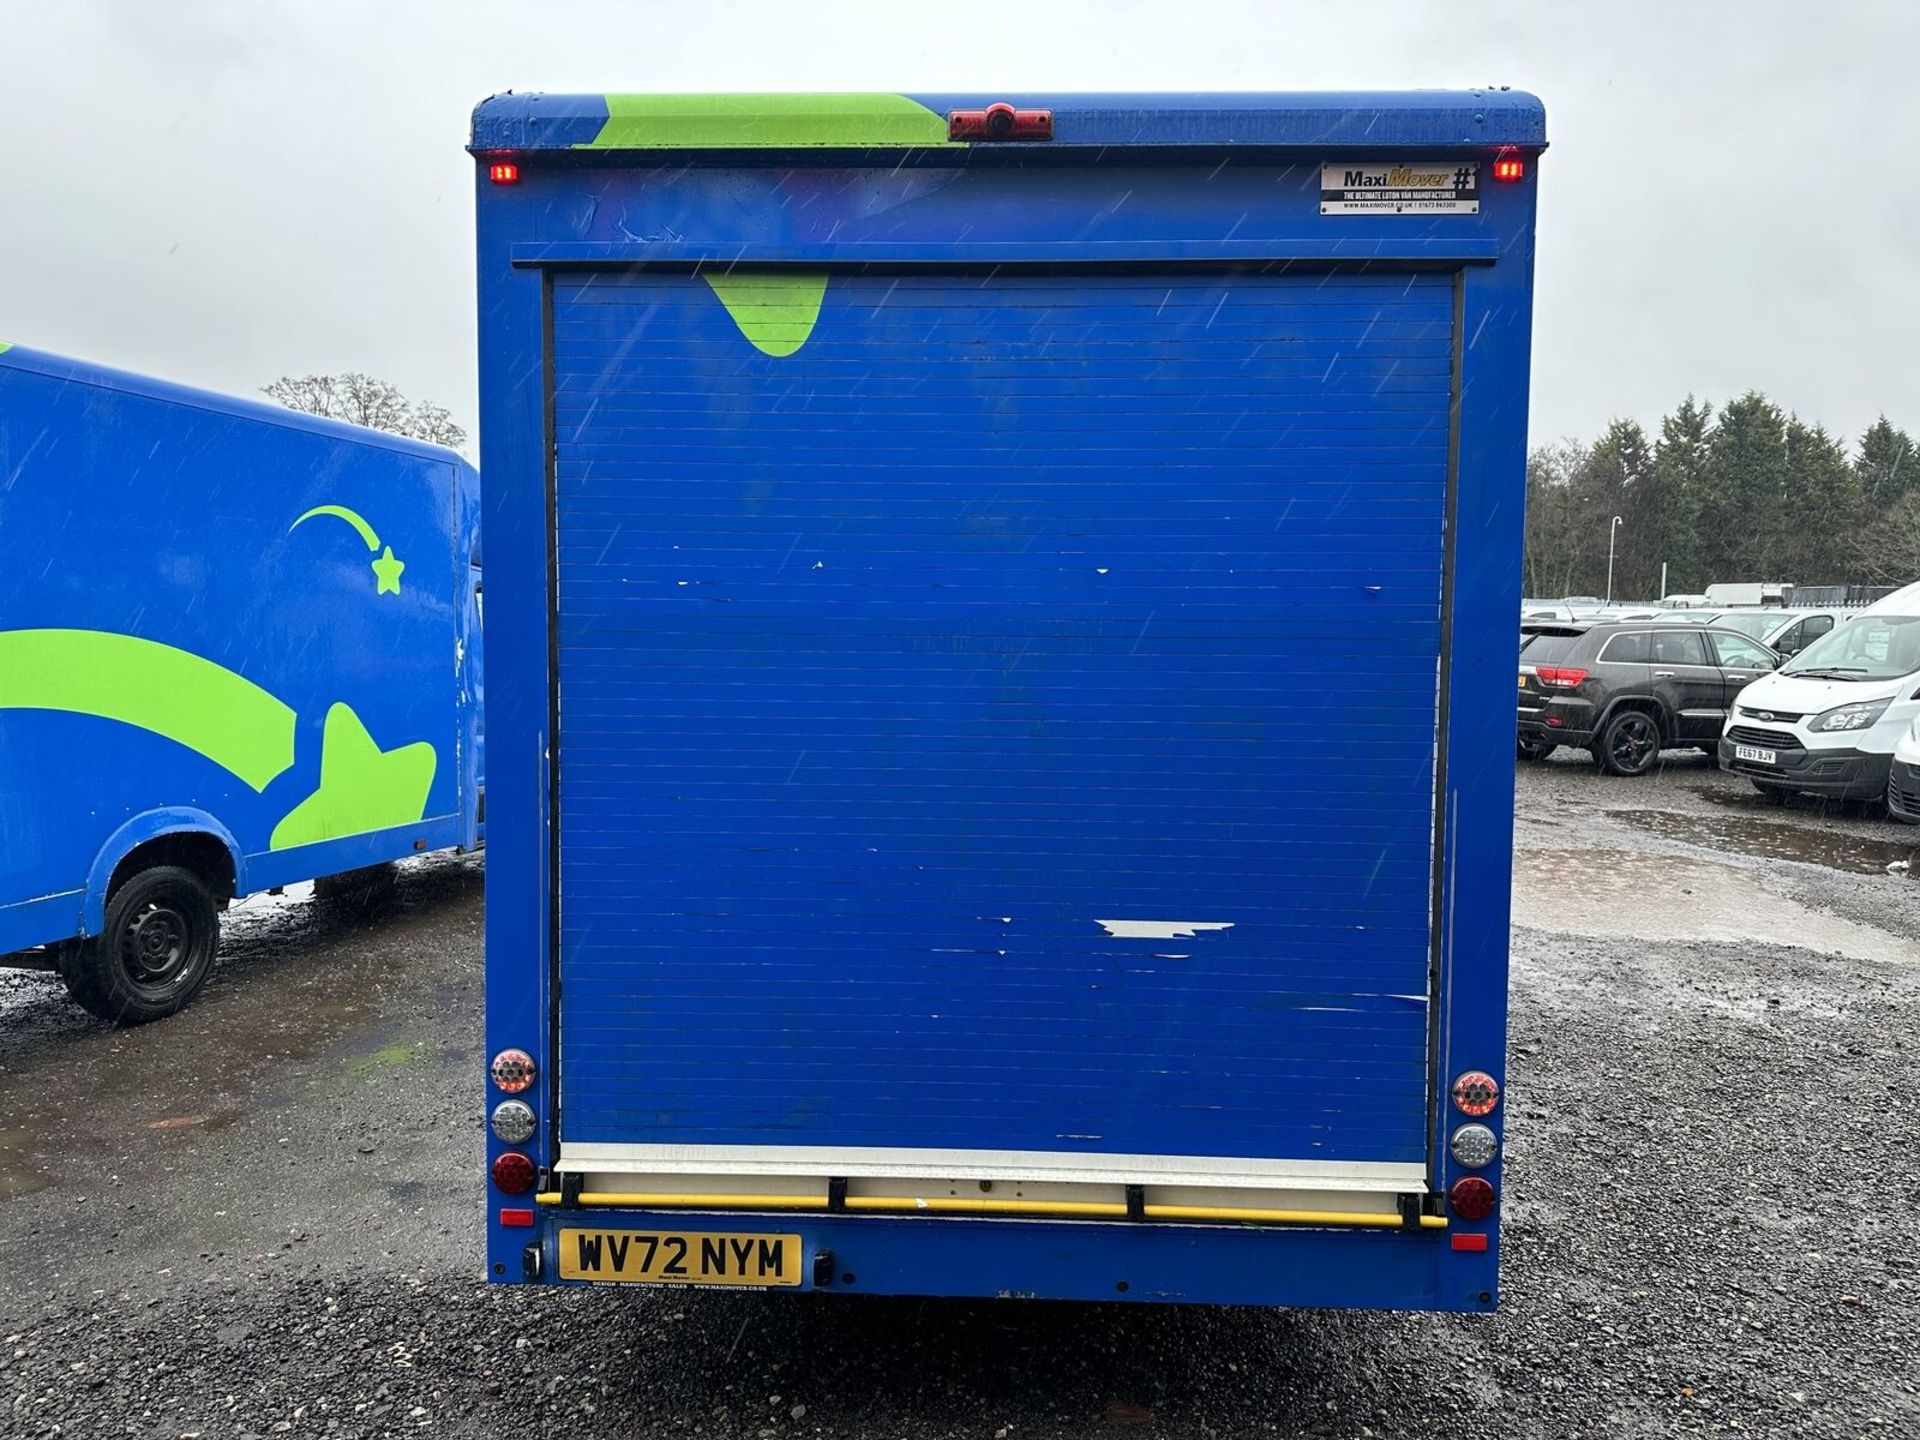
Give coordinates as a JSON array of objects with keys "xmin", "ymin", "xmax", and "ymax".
[{"xmin": 1094, "ymin": 919, "xmax": 1235, "ymax": 940}]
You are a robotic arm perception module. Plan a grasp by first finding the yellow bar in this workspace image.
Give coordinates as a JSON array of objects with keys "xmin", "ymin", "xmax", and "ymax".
[{"xmin": 533, "ymin": 1189, "xmax": 1446, "ymax": 1229}]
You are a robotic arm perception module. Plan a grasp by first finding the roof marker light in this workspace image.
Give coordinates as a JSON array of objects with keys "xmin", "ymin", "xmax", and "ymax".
[
  {"xmin": 489, "ymin": 161, "xmax": 520, "ymax": 185},
  {"xmin": 949, "ymin": 104, "xmax": 1053, "ymax": 142},
  {"xmin": 1492, "ymin": 153, "xmax": 1526, "ymax": 183}
]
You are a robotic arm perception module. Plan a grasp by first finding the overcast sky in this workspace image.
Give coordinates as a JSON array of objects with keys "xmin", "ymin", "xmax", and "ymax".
[{"xmin": 3, "ymin": 0, "xmax": 1914, "ymax": 454}]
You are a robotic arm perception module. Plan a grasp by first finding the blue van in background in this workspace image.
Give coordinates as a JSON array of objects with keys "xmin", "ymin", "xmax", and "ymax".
[{"xmin": 0, "ymin": 344, "xmax": 483, "ymax": 1022}]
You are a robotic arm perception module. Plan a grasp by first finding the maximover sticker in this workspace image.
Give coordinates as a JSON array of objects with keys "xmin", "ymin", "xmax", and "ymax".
[{"xmin": 1321, "ymin": 162, "xmax": 1479, "ymax": 215}]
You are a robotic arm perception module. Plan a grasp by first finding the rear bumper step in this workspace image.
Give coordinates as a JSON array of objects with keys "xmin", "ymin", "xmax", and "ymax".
[{"xmin": 534, "ymin": 1184, "xmax": 1444, "ymax": 1229}]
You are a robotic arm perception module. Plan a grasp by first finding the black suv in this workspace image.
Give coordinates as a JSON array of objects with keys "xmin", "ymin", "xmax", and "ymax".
[{"xmin": 1518, "ymin": 621, "xmax": 1782, "ymax": 775}]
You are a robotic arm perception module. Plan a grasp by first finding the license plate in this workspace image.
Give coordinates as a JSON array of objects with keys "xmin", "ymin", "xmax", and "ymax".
[
  {"xmin": 557, "ymin": 1228, "xmax": 803, "ymax": 1287},
  {"xmin": 1735, "ymin": 744, "xmax": 1777, "ymax": 765}
]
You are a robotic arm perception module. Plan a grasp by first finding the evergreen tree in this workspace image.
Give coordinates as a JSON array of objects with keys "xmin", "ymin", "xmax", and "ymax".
[
  {"xmin": 1855, "ymin": 417, "xmax": 1917, "ymax": 510},
  {"xmin": 1649, "ymin": 397, "xmax": 1712, "ymax": 594},
  {"xmin": 1699, "ymin": 393, "xmax": 1790, "ymax": 580}
]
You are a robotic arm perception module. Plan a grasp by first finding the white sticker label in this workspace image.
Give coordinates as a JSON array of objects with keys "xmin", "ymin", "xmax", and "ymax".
[{"xmin": 1321, "ymin": 162, "xmax": 1479, "ymax": 215}]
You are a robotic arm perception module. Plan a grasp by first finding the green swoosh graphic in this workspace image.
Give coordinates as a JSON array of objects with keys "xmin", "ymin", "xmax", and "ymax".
[
  {"xmin": 291, "ymin": 504, "xmax": 381, "ymax": 551},
  {"xmin": 703, "ymin": 272, "xmax": 829, "ymax": 357},
  {"xmin": 0, "ymin": 629, "xmax": 297, "ymax": 792}
]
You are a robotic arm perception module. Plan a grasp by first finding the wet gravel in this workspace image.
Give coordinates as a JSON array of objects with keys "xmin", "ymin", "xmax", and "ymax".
[{"xmin": 2, "ymin": 759, "xmax": 1917, "ymax": 1438}]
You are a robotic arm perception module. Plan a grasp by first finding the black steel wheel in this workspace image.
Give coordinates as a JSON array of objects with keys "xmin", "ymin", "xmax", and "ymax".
[
  {"xmin": 63, "ymin": 865, "xmax": 220, "ymax": 1024},
  {"xmin": 1596, "ymin": 710, "xmax": 1661, "ymax": 777}
]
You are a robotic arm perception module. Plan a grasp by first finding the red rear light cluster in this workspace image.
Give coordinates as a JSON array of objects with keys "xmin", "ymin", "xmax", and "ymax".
[
  {"xmin": 1449, "ymin": 1176, "xmax": 1497, "ymax": 1221},
  {"xmin": 491, "ymin": 1048, "xmax": 537, "ymax": 1093},
  {"xmin": 492, "ymin": 1151, "xmax": 536, "ymax": 1195},
  {"xmin": 488, "ymin": 160, "xmax": 520, "ymax": 185},
  {"xmin": 1491, "ymin": 154, "xmax": 1526, "ymax": 183},
  {"xmin": 1451, "ymin": 1070, "xmax": 1501, "ymax": 1117},
  {"xmin": 1532, "ymin": 666, "xmax": 1588, "ymax": 690}
]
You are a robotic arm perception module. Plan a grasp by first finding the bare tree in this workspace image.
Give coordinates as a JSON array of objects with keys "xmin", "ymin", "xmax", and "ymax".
[{"xmin": 263, "ymin": 372, "xmax": 467, "ymax": 451}]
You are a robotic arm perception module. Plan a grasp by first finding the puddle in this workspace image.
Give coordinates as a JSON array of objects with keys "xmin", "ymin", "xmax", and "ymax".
[
  {"xmin": 1512, "ymin": 849, "xmax": 1913, "ymax": 964},
  {"xmin": 0, "ymin": 852, "xmax": 481, "ymax": 1203},
  {"xmin": 1613, "ymin": 810, "xmax": 1920, "ymax": 876}
]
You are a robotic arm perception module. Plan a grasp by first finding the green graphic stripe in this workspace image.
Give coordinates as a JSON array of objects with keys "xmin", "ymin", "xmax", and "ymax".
[
  {"xmin": 0, "ymin": 629, "xmax": 296, "ymax": 792},
  {"xmin": 0, "ymin": 341, "xmax": 12, "ymax": 355},
  {"xmin": 582, "ymin": 93, "xmax": 959, "ymax": 150},
  {"xmin": 703, "ymin": 272, "xmax": 829, "ymax": 357},
  {"xmin": 292, "ymin": 504, "xmax": 381, "ymax": 551}
]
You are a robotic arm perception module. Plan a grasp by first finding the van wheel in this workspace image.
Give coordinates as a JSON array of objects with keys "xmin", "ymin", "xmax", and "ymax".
[
  {"xmin": 1517, "ymin": 735, "xmax": 1558, "ymax": 761},
  {"xmin": 1596, "ymin": 711, "xmax": 1661, "ymax": 776},
  {"xmin": 62, "ymin": 866, "xmax": 220, "ymax": 1024}
]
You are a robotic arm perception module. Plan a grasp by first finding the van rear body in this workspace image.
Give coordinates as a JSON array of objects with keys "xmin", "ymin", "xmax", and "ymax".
[{"xmin": 472, "ymin": 90, "xmax": 1543, "ymax": 1307}]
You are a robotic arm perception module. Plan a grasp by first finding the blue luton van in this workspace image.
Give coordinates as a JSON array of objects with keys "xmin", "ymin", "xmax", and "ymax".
[
  {"xmin": 0, "ymin": 346, "xmax": 484, "ymax": 1022},
  {"xmin": 472, "ymin": 91, "xmax": 1543, "ymax": 1308}
]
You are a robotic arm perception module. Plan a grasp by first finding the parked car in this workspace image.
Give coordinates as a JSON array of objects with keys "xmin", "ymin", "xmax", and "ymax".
[
  {"xmin": 1889, "ymin": 715, "xmax": 1920, "ymax": 824},
  {"xmin": 1519, "ymin": 621, "xmax": 1782, "ymax": 774},
  {"xmin": 1719, "ymin": 604, "xmax": 1920, "ymax": 803},
  {"xmin": 1701, "ymin": 607, "xmax": 1846, "ymax": 659}
]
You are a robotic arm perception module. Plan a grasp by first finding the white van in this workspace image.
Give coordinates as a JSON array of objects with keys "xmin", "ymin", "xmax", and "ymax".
[{"xmin": 1719, "ymin": 582, "xmax": 1920, "ymax": 804}]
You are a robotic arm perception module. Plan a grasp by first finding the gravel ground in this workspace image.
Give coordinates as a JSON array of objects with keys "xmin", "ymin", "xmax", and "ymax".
[{"xmin": 2, "ymin": 755, "xmax": 1917, "ymax": 1439}]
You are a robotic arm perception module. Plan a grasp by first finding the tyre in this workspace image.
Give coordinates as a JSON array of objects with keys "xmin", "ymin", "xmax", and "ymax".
[
  {"xmin": 1517, "ymin": 735, "xmax": 1558, "ymax": 761},
  {"xmin": 1595, "ymin": 710, "xmax": 1661, "ymax": 777},
  {"xmin": 1752, "ymin": 779, "xmax": 1789, "ymax": 806},
  {"xmin": 62, "ymin": 865, "xmax": 220, "ymax": 1024}
]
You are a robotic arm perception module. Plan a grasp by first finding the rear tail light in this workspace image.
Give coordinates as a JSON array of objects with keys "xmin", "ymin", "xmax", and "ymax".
[
  {"xmin": 1451, "ymin": 1071, "xmax": 1500, "ymax": 1116},
  {"xmin": 1533, "ymin": 666, "xmax": 1588, "ymax": 689},
  {"xmin": 1449, "ymin": 1123, "xmax": 1498, "ymax": 1169},
  {"xmin": 1449, "ymin": 1176, "xmax": 1497, "ymax": 1221},
  {"xmin": 491, "ymin": 1048, "xmax": 537, "ymax": 1093},
  {"xmin": 492, "ymin": 1151, "xmax": 536, "ymax": 1194},
  {"xmin": 490, "ymin": 1099, "xmax": 537, "ymax": 1144}
]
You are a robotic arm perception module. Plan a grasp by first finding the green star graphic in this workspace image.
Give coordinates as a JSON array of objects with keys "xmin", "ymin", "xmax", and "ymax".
[
  {"xmin": 370, "ymin": 545, "xmax": 405, "ymax": 595},
  {"xmin": 268, "ymin": 702, "xmax": 438, "ymax": 850}
]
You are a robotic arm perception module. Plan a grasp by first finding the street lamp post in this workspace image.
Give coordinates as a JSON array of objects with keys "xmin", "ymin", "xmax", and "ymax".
[{"xmin": 1605, "ymin": 515, "xmax": 1624, "ymax": 604}]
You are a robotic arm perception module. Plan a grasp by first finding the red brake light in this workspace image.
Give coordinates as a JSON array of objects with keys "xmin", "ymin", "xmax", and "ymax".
[
  {"xmin": 1492, "ymin": 154, "xmax": 1526, "ymax": 182},
  {"xmin": 1451, "ymin": 1070, "xmax": 1500, "ymax": 1117},
  {"xmin": 1449, "ymin": 1176, "xmax": 1497, "ymax": 1221},
  {"xmin": 492, "ymin": 1151, "xmax": 536, "ymax": 1194},
  {"xmin": 1533, "ymin": 666, "xmax": 1588, "ymax": 689},
  {"xmin": 949, "ymin": 104, "xmax": 1053, "ymax": 141},
  {"xmin": 488, "ymin": 161, "xmax": 520, "ymax": 185}
]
